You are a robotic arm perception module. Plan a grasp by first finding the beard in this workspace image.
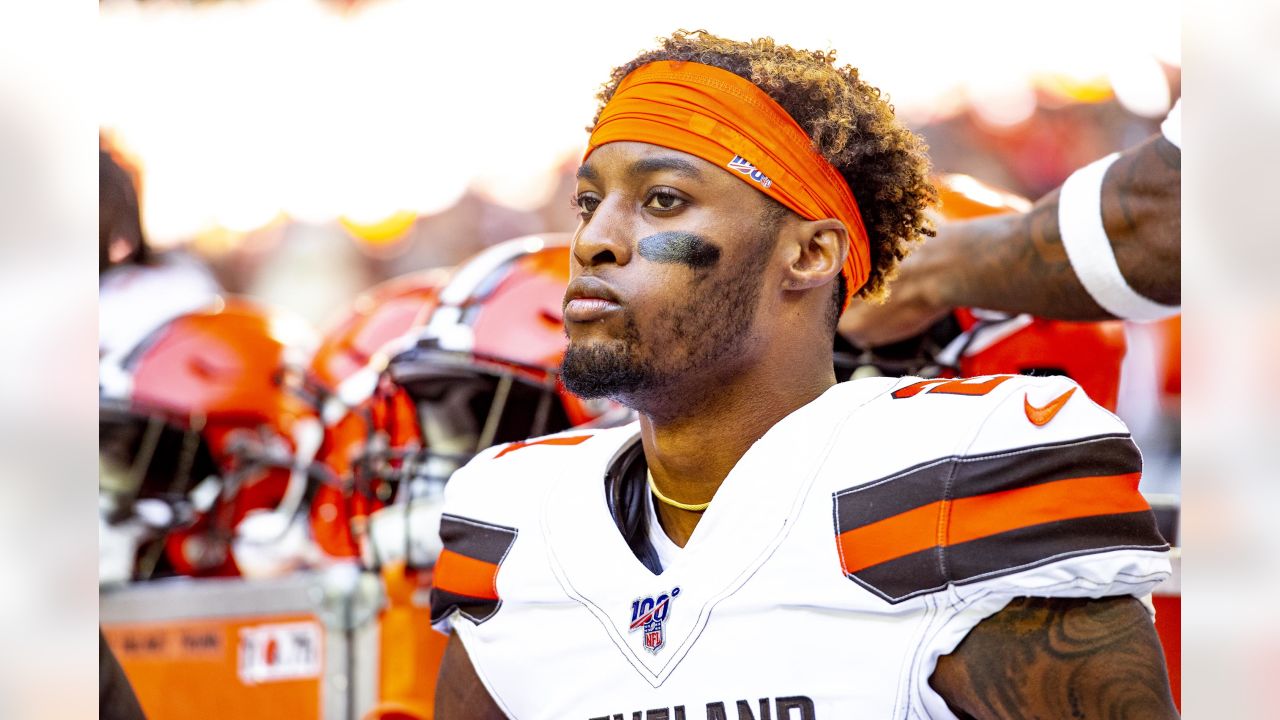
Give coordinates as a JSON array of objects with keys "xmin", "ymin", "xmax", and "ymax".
[
  {"xmin": 561, "ymin": 312, "xmax": 648, "ymax": 400},
  {"xmin": 561, "ymin": 229, "xmax": 774, "ymax": 408}
]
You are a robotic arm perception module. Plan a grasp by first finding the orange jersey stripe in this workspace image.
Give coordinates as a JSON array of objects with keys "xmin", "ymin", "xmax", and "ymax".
[
  {"xmin": 838, "ymin": 472, "xmax": 1146, "ymax": 575},
  {"xmin": 837, "ymin": 501, "xmax": 944, "ymax": 576},
  {"xmin": 948, "ymin": 471, "xmax": 1145, "ymax": 545},
  {"xmin": 432, "ymin": 549, "xmax": 500, "ymax": 600},
  {"xmin": 891, "ymin": 375, "xmax": 1012, "ymax": 399},
  {"xmin": 494, "ymin": 434, "xmax": 593, "ymax": 459}
]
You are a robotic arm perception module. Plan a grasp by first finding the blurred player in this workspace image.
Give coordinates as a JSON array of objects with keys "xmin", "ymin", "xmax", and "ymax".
[
  {"xmin": 430, "ymin": 31, "xmax": 1176, "ymax": 719},
  {"xmin": 837, "ymin": 174, "xmax": 1128, "ymax": 412},
  {"xmin": 99, "ymin": 298, "xmax": 323, "ymax": 582},
  {"xmin": 99, "ymin": 144, "xmax": 221, "ymax": 362},
  {"xmin": 840, "ymin": 100, "xmax": 1181, "ymax": 347}
]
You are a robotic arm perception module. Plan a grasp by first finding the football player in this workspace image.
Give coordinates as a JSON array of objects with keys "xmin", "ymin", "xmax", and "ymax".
[
  {"xmin": 430, "ymin": 31, "xmax": 1177, "ymax": 719},
  {"xmin": 834, "ymin": 174, "xmax": 1129, "ymax": 413},
  {"xmin": 838, "ymin": 100, "xmax": 1181, "ymax": 347},
  {"xmin": 99, "ymin": 144, "xmax": 221, "ymax": 361}
]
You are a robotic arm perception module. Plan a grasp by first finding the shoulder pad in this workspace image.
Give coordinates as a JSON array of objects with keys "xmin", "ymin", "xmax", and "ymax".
[
  {"xmin": 432, "ymin": 424, "xmax": 637, "ymax": 626},
  {"xmin": 835, "ymin": 374, "xmax": 1166, "ymax": 603},
  {"xmin": 440, "ymin": 428, "xmax": 606, "ymax": 512}
]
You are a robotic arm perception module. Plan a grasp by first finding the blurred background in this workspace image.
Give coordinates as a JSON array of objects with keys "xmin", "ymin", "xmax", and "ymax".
[
  {"xmin": 97, "ymin": 0, "xmax": 1181, "ymax": 329},
  {"xmin": 96, "ymin": 0, "xmax": 1185, "ymax": 498}
]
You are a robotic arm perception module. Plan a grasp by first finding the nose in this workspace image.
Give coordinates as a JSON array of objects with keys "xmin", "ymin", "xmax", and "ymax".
[{"xmin": 572, "ymin": 200, "xmax": 632, "ymax": 270}]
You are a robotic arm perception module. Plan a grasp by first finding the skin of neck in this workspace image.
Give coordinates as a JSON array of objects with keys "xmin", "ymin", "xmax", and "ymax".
[{"xmin": 641, "ymin": 280, "xmax": 839, "ymax": 547}]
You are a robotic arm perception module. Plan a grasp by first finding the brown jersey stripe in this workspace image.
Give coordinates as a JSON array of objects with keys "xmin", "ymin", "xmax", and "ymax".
[
  {"xmin": 838, "ymin": 471, "xmax": 1147, "ymax": 574},
  {"xmin": 834, "ymin": 433, "xmax": 1138, "ymax": 534},
  {"xmin": 439, "ymin": 514, "xmax": 518, "ymax": 565},
  {"xmin": 847, "ymin": 511, "xmax": 1167, "ymax": 603},
  {"xmin": 951, "ymin": 434, "xmax": 1141, "ymax": 500},
  {"xmin": 944, "ymin": 511, "xmax": 1168, "ymax": 587},
  {"xmin": 429, "ymin": 586, "xmax": 501, "ymax": 625}
]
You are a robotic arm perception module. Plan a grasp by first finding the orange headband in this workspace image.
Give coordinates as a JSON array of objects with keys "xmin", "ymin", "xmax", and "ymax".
[{"xmin": 585, "ymin": 60, "xmax": 871, "ymax": 308}]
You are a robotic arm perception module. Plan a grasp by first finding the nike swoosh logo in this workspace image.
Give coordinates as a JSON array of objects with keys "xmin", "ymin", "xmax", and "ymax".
[{"xmin": 1024, "ymin": 387, "xmax": 1076, "ymax": 426}]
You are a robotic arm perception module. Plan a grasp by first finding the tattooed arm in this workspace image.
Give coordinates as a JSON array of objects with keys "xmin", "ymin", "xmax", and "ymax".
[
  {"xmin": 839, "ymin": 132, "xmax": 1181, "ymax": 346},
  {"xmin": 929, "ymin": 596, "xmax": 1179, "ymax": 719}
]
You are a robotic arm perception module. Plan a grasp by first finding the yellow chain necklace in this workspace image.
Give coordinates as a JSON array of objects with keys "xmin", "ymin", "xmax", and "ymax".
[{"xmin": 646, "ymin": 468, "xmax": 711, "ymax": 513}]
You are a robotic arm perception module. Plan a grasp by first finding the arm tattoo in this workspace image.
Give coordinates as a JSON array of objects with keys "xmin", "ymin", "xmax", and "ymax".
[
  {"xmin": 939, "ymin": 192, "xmax": 1106, "ymax": 319},
  {"xmin": 936, "ymin": 133, "xmax": 1180, "ymax": 318},
  {"xmin": 1103, "ymin": 136, "xmax": 1181, "ymax": 306},
  {"xmin": 931, "ymin": 596, "xmax": 1179, "ymax": 720}
]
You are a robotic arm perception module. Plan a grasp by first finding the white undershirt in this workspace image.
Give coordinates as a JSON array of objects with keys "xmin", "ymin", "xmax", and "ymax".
[{"xmin": 646, "ymin": 489, "xmax": 683, "ymax": 571}]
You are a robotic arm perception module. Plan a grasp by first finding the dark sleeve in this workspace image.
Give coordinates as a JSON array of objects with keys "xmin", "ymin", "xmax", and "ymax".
[{"xmin": 100, "ymin": 629, "xmax": 146, "ymax": 720}]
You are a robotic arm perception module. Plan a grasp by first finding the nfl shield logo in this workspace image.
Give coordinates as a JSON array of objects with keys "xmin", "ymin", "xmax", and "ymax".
[
  {"xmin": 629, "ymin": 587, "xmax": 681, "ymax": 655},
  {"xmin": 644, "ymin": 630, "xmax": 663, "ymax": 652}
]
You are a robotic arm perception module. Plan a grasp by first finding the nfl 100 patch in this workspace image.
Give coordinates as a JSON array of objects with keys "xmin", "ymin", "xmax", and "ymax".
[{"xmin": 628, "ymin": 587, "xmax": 681, "ymax": 654}]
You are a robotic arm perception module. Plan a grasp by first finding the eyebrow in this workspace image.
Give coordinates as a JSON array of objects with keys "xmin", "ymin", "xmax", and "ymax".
[
  {"xmin": 628, "ymin": 156, "xmax": 704, "ymax": 179},
  {"xmin": 575, "ymin": 154, "xmax": 705, "ymax": 183}
]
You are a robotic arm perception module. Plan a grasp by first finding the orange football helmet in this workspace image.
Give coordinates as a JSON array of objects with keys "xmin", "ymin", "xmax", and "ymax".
[
  {"xmin": 835, "ymin": 174, "xmax": 1128, "ymax": 411},
  {"xmin": 351, "ymin": 234, "xmax": 627, "ymax": 568},
  {"xmin": 305, "ymin": 269, "xmax": 447, "ymax": 560},
  {"xmin": 389, "ymin": 235, "xmax": 624, "ymax": 450},
  {"xmin": 99, "ymin": 297, "xmax": 323, "ymax": 580}
]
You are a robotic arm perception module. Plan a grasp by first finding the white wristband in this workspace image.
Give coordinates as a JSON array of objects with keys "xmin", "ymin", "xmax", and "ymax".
[{"xmin": 1058, "ymin": 153, "xmax": 1180, "ymax": 321}]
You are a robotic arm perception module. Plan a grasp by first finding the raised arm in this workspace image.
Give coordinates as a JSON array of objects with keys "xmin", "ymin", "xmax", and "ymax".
[
  {"xmin": 840, "ymin": 128, "xmax": 1181, "ymax": 347},
  {"xmin": 435, "ymin": 631, "xmax": 509, "ymax": 720},
  {"xmin": 929, "ymin": 595, "xmax": 1179, "ymax": 719}
]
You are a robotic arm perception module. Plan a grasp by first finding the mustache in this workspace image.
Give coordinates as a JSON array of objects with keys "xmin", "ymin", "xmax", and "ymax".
[{"xmin": 637, "ymin": 231, "xmax": 721, "ymax": 270}]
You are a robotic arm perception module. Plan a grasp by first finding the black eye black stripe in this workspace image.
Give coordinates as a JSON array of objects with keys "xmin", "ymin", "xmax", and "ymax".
[{"xmin": 637, "ymin": 232, "xmax": 721, "ymax": 269}]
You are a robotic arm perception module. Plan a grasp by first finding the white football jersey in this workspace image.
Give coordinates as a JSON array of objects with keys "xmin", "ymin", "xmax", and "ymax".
[{"xmin": 431, "ymin": 375, "xmax": 1171, "ymax": 719}]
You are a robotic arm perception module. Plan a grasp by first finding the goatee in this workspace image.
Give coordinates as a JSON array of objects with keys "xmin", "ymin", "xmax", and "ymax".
[{"xmin": 561, "ymin": 314, "xmax": 650, "ymax": 400}]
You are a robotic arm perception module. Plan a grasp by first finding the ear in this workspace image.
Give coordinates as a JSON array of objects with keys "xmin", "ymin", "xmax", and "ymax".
[{"xmin": 779, "ymin": 218, "xmax": 848, "ymax": 292}]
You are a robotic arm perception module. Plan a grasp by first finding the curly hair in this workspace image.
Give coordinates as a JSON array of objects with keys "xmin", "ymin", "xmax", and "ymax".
[{"xmin": 592, "ymin": 30, "xmax": 937, "ymax": 310}]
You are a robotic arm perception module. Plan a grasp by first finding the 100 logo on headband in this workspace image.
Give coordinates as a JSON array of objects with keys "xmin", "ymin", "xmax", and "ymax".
[
  {"xmin": 727, "ymin": 155, "xmax": 773, "ymax": 188},
  {"xmin": 628, "ymin": 587, "xmax": 680, "ymax": 654}
]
